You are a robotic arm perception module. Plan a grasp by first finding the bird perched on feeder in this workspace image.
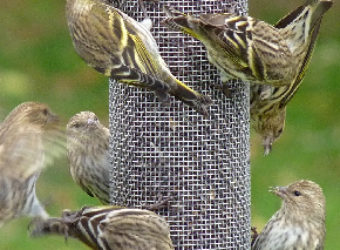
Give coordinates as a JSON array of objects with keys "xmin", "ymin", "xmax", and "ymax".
[
  {"xmin": 252, "ymin": 180, "xmax": 326, "ymax": 250},
  {"xmin": 30, "ymin": 205, "xmax": 174, "ymax": 250},
  {"xmin": 67, "ymin": 111, "xmax": 110, "ymax": 204},
  {"xmin": 163, "ymin": 0, "xmax": 332, "ymax": 154},
  {"xmin": 65, "ymin": 0, "xmax": 211, "ymax": 115},
  {"xmin": 0, "ymin": 102, "xmax": 62, "ymax": 227}
]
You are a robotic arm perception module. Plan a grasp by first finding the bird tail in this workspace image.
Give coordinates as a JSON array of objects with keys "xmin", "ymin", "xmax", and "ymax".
[
  {"xmin": 29, "ymin": 216, "xmax": 98, "ymax": 249},
  {"xmin": 106, "ymin": 64, "xmax": 172, "ymax": 102},
  {"xmin": 107, "ymin": 65, "xmax": 211, "ymax": 115},
  {"xmin": 30, "ymin": 217, "xmax": 68, "ymax": 238},
  {"xmin": 29, "ymin": 207, "xmax": 110, "ymax": 249},
  {"xmin": 171, "ymin": 78, "xmax": 212, "ymax": 116},
  {"xmin": 276, "ymin": 0, "xmax": 332, "ymax": 107},
  {"xmin": 308, "ymin": 0, "xmax": 333, "ymax": 28},
  {"xmin": 277, "ymin": 0, "xmax": 332, "ymax": 36}
]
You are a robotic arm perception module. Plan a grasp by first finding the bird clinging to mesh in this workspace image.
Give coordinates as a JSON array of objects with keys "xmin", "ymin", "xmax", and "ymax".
[
  {"xmin": 30, "ymin": 205, "xmax": 174, "ymax": 250},
  {"xmin": 67, "ymin": 111, "xmax": 110, "ymax": 204},
  {"xmin": 65, "ymin": 0, "xmax": 211, "ymax": 115},
  {"xmin": 163, "ymin": 0, "xmax": 333, "ymax": 154}
]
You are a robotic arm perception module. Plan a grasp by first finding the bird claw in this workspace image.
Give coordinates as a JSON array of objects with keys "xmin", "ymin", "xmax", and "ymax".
[
  {"xmin": 211, "ymin": 83, "xmax": 233, "ymax": 98},
  {"xmin": 138, "ymin": 0, "xmax": 159, "ymax": 19},
  {"xmin": 142, "ymin": 197, "xmax": 172, "ymax": 211},
  {"xmin": 163, "ymin": 5, "xmax": 182, "ymax": 17},
  {"xmin": 251, "ymin": 226, "xmax": 259, "ymax": 247}
]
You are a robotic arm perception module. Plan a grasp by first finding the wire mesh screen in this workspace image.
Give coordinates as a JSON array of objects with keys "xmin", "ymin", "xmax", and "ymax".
[{"xmin": 109, "ymin": 0, "xmax": 250, "ymax": 249}]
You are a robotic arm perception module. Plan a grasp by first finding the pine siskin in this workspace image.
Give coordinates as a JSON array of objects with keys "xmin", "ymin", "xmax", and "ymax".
[
  {"xmin": 0, "ymin": 102, "xmax": 62, "ymax": 227},
  {"xmin": 251, "ymin": 0, "xmax": 332, "ymax": 155},
  {"xmin": 67, "ymin": 111, "xmax": 110, "ymax": 204},
  {"xmin": 252, "ymin": 180, "xmax": 326, "ymax": 250},
  {"xmin": 65, "ymin": 0, "xmax": 211, "ymax": 115},
  {"xmin": 30, "ymin": 205, "xmax": 174, "ymax": 250},
  {"xmin": 163, "ymin": 0, "xmax": 332, "ymax": 154}
]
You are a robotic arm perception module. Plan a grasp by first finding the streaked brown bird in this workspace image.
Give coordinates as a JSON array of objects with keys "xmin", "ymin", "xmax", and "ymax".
[
  {"xmin": 163, "ymin": 0, "xmax": 332, "ymax": 154},
  {"xmin": 65, "ymin": 0, "xmax": 211, "ymax": 115},
  {"xmin": 0, "ymin": 102, "xmax": 62, "ymax": 227},
  {"xmin": 30, "ymin": 206, "xmax": 174, "ymax": 250},
  {"xmin": 67, "ymin": 111, "xmax": 110, "ymax": 204},
  {"xmin": 252, "ymin": 180, "xmax": 326, "ymax": 250}
]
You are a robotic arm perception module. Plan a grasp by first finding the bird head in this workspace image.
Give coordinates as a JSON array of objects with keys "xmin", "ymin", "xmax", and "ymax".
[
  {"xmin": 270, "ymin": 180, "xmax": 325, "ymax": 219},
  {"xmin": 67, "ymin": 111, "xmax": 102, "ymax": 133},
  {"xmin": 2, "ymin": 102, "xmax": 59, "ymax": 132},
  {"xmin": 260, "ymin": 108, "xmax": 286, "ymax": 155}
]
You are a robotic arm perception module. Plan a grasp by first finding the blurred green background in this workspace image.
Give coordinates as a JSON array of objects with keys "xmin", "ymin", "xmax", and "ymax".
[{"xmin": 0, "ymin": 0, "xmax": 339, "ymax": 249}]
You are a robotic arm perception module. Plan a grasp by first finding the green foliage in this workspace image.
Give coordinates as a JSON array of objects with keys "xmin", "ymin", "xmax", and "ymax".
[{"xmin": 0, "ymin": 0, "xmax": 339, "ymax": 249}]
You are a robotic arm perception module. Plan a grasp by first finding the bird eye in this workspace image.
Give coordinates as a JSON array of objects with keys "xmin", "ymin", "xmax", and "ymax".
[
  {"xmin": 293, "ymin": 190, "xmax": 301, "ymax": 196},
  {"xmin": 42, "ymin": 108, "xmax": 49, "ymax": 116},
  {"xmin": 72, "ymin": 122, "xmax": 81, "ymax": 128}
]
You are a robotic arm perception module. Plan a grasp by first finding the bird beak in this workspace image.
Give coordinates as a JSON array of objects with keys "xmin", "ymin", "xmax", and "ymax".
[
  {"xmin": 263, "ymin": 137, "xmax": 273, "ymax": 156},
  {"xmin": 87, "ymin": 118, "xmax": 98, "ymax": 127},
  {"xmin": 270, "ymin": 186, "xmax": 288, "ymax": 199},
  {"xmin": 47, "ymin": 113, "xmax": 59, "ymax": 124}
]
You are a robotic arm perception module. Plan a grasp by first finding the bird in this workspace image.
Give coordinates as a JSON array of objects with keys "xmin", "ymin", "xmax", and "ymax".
[
  {"xmin": 66, "ymin": 111, "xmax": 110, "ymax": 204},
  {"xmin": 0, "ymin": 102, "xmax": 62, "ymax": 227},
  {"xmin": 30, "ymin": 205, "xmax": 174, "ymax": 250},
  {"xmin": 163, "ymin": 0, "xmax": 333, "ymax": 154},
  {"xmin": 252, "ymin": 180, "xmax": 326, "ymax": 250},
  {"xmin": 250, "ymin": 0, "xmax": 333, "ymax": 154},
  {"xmin": 65, "ymin": 0, "xmax": 211, "ymax": 115}
]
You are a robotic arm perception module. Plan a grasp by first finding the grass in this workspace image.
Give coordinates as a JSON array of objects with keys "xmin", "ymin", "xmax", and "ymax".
[{"xmin": 1, "ymin": 0, "xmax": 339, "ymax": 249}]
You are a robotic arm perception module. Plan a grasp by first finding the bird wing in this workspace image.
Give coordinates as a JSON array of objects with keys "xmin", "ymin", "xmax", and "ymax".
[
  {"xmin": 198, "ymin": 13, "xmax": 285, "ymax": 82},
  {"xmin": 195, "ymin": 13, "xmax": 251, "ymax": 70},
  {"xmin": 121, "ymin": 26, "xmax": 160, "ymax": 77},
  {"xmin": 200, "ymin": 13, "xmax": 249, "ymax": 58},
  {"xmin": 277, "ymin": 17, "xmax": 322, "ymax": 107},
  {"xmin": 79, "ymin": 180, "xmax": 95, "ymax": 198},
  {"xmin": 0, "ymin": 132, "xmax": 43, "ymax": 179},
  {"xmin": 275, "ymin": 0, "xmax": 332, "ymax": 106},
  {"xmin": 102, "ymin": 209, "xmax": 174, "ymax": 250},
  {"xmin": 82, "ymin": 4, "xmax": 173, "ymax": 100},
  {"xmin": 163, "ymin": 11, "xmax": 259, "ymax": 78}
]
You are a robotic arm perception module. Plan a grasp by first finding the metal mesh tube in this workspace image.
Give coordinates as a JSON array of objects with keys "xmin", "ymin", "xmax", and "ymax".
[{"xmin": 109, "ymin": 0, "xmax": 250, "ymax": 249}]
